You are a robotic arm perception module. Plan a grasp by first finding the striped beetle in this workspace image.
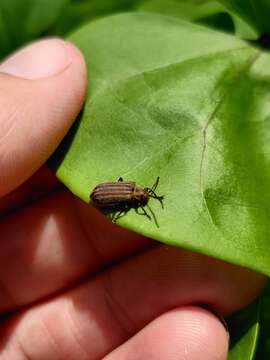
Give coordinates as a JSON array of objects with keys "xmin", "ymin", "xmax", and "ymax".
[{"xmin": 90, "ymin": 177, "xmax": 164, "ymax": 226}]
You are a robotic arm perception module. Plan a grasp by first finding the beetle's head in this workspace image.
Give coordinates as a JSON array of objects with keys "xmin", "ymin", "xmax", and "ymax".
[{"xmin": 134, "ymin": 188, "xmax": 148, "ymax": 206}]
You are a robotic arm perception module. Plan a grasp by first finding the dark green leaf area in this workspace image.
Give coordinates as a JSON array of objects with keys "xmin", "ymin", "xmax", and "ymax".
[
  {"xmin": 219, "ymin": 0, "xmax": 270, "ymax": 39},
  {"xmin": 229, "ymin": 282, "xmax": 270, "ymax": 360},
  {"xmin": 0, "ymin": 0, "xmax": 68, "ymax": 59},
  {"xmin": 138, "ymin": 0, "xmax": 234, "ymax": 32},
  {"xmin": 51, "ymin": 0, "xmax": 257, "ymax": 41},
  {"xmin": 53, "ymin": 0, "xmax": 232, "ymax": 36},
  {"xmin": 138, "ymin": 0, "xmax": 257, "ymax": 40},
  {"xmin": 255, "ymin": 283, "xmax": 270, "ymax": 359},
  {"xmin": 51, "ymin": 0, "xmax": 140, "ymax": 35},
  {"xmin": 228, "ymin": 299, "xmax": 260, "ymax": 359},
  {"xmin": 52, "ymin": 13, "xmax": 270, "ymax": 275}
]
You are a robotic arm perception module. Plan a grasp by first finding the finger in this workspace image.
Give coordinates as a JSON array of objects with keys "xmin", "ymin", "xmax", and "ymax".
[
  {"xmin": 0, "ymin": 38, "xmax": 87, "ymax": 197},
  {"xmin": 98, "ymin": 246, "xmax": 266, "ymax": 320},
  {"xmin": 105, "ymin": 307, "xmax": 229, "ymax": 360},
  {"xmin": 0, "ymin": 247, "xmax": 265, "ymax": 359},
  {"xmin": 0, "ymin": 166, "xmax": 61, "ymax": 217},
  {"xmin": 0, "ymin": 191, "xmax": 152, "ymax": 311}
]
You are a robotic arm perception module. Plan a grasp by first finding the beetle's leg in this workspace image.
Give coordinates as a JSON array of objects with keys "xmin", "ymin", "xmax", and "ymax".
[
  {"xmin": 112, "ymin": 206, "xmax": 129, "ymax": 223},
  {"xmin": 137, "ymin": 206, "xmax": 159, "ymax": 227},
  {"xmin": 118, "ymin": 177, "xmax": 123, "ymax": 182},
  {"xmin": 111, "ymin": 212, "xmax": 118, "ymax": 223},
  {"xmin": 146, "ymin": 204, "xmax": 159, "ymax": 228},
  {"xmin": 140, "ymin": 206, "xmax": 152, "ymax": 220},
  {"xmin": 137, "ymin": 206, "xmax": 151, "ymax": 221},
  {"xmin": 112, "ymin": 211, "xmax": 122, "ymax": 223}
]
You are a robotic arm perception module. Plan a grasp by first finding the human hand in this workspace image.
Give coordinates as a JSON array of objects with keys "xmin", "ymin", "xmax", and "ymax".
[{"xmin": 0, "ymin": 39, "xmax": 266, "ymax": 360}]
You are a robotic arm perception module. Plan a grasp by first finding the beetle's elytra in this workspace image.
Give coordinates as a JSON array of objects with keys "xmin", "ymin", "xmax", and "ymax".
[{"xmin": 90, "ymin": 177, "xmax": 164, "ymax": 226}]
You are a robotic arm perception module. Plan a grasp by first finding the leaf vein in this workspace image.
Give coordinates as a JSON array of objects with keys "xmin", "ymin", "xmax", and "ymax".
[{"xmin": 199, "ymin": 51, "xmax": 261, "ymax": 227}]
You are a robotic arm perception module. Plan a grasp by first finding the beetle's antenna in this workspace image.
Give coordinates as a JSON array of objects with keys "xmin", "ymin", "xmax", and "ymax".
[
  {"xmin": 145, "ymin": 177, "xmax": 164, "ymax": 208},
  {"xmin": 152, "ymin": 177, "xmax": 160, "ymax": 192},
  {"xmin": 145, "ymin": 188, "xmax": 164, "ymax": 208},
  {"xmin": 149, "ymin": 191, "xmax": 164, "ymax": 208}
]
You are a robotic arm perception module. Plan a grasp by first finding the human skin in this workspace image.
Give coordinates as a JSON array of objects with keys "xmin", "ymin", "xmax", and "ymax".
[{"xmin": 0, "ymin": 39, "xmax": 266, "ymax": 360}]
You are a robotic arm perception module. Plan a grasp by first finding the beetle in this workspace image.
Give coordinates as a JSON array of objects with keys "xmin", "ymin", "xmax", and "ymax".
[{"xmin": 90, "ymin": 177, "xmax": 164, "ymax": 227}]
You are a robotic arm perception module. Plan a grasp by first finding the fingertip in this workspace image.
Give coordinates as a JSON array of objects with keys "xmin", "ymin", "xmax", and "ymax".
[
  {"xmin": 0, "ymin": 38, "xmax": 87, "ymax": 82},
  {"xmin": 177, "ymin": 306, "xmax": 229, "ymax": 359},
  {"xmin": 60, "ymin": 39, "xmax": 88, "ymax": 98},
  {"xmin": 0, "ymin": 39, "xmax": 87, "ymax": 196},
  {"xmin": 106, "ymin": 306, "xmax": 229, "ymax": 360}
]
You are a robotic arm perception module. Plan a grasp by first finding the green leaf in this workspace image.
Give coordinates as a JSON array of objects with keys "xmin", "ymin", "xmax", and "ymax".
[
  {"xmin": 138, "ymin": 0, "xmax": 234, "ymax": 32},
  {"xmin": 254, "ymin": 283, "xmax": 270, "ymax": 359},
  {"xmin": 228, "ymin": 282, "xmax": 270, "ymax": 360},
  {"xmin": 218, "ymin": 0, "xmax": 270, "ymax": 36},
  {"xmin": 228, "ymin": 300, "xmax": 260, "ymax": 359},
  {"xmin": 137, "ymin": 0, "xmax": 257, "ymax": 39},
  {"xmin": 51, "ymin": 0, "xmax": 141, "ymax": 36},
  {"xmin": 0, "ymin": 0, "xmax": 68, "ymax": 59},
  {"xmin": 51, "ymin": 12, "xmax": 270, "ymax": 277},
  {"xmin": 51, "ymin": 0, "xmax": 257, "ymax": 40}
]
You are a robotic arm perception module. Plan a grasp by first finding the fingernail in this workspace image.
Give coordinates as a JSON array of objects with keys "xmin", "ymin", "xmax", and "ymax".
[{"xmin": 0, "ymin": 39, "xmax": 72, "ymax": 80}]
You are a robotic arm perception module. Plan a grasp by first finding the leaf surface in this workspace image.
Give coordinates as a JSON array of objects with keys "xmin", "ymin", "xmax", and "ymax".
[
  {"xmin": 51, "ymin": 13, "xmax": 270, "ymax": 277},
  {"xmin": 228, "ymin": 301, "xmax": 260, "ymax": 360}
]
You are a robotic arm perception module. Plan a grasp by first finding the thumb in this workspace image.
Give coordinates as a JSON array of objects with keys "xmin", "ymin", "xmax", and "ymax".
[{"xmin": 0, "ymin": 38, "xmax": 87, "ymax": 197}]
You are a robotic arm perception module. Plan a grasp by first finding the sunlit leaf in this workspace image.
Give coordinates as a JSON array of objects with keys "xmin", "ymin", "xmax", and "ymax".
[{"xmin": 50, "ymin": 13, "xmax": 270, "ymax": 277}]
